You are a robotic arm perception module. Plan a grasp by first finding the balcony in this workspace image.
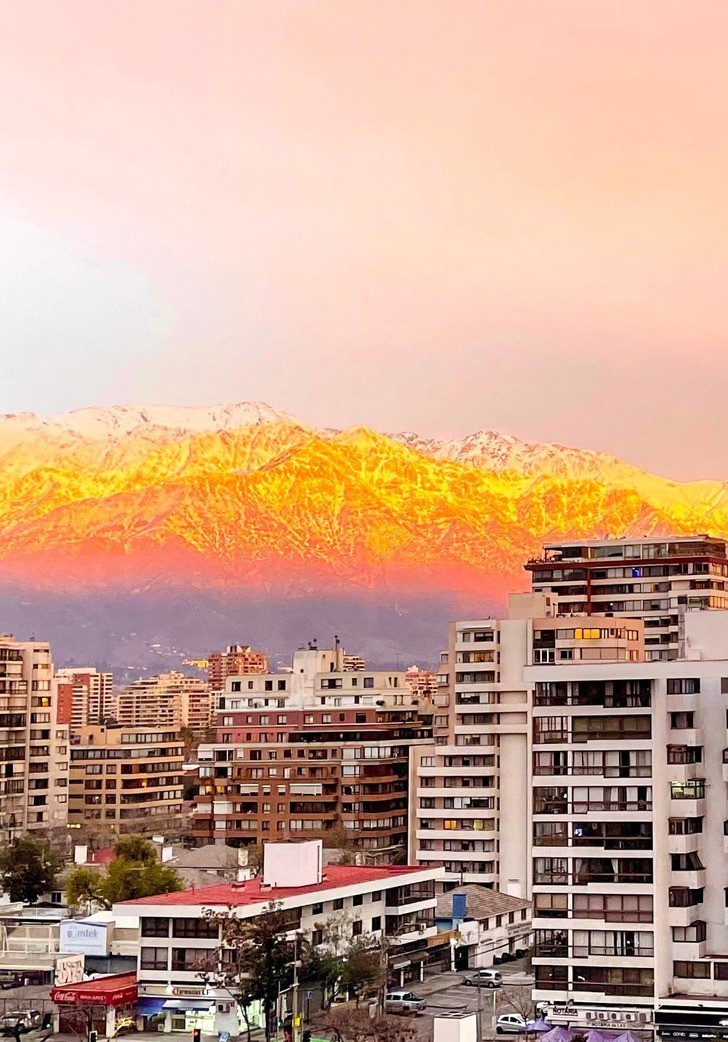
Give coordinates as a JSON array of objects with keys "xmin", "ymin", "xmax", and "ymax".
[
  {"xmin": 668, "ymin": 833, "xmax": 702, "ymax": 856},
  {"xmin": 670, "ymin": 870, "xmax": 706, "ymax": 890}
]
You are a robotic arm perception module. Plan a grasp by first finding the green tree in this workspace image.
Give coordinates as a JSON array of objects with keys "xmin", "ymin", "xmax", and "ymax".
[
  {"xmin": 100, "ymin": 856, "xmax": 182, "ymax": 904},
  {"xmin": 201, "ymin": 901, "xmax": 294, "ymax": 1042},
  {"xmin": 66, "ymin": 836, "xmax": 183, "ymax": 910},
  {"xmin": 66, "ymin": 866, "xmax": 105, "ymax": 914},
  {"xmin": 339, "ymin": 935, "xmax": 385, "ymax": 1004},
  {"xmin": 113, "ymin": 836, "xmax": 158, "ymax": 864},
  {"xmin": 0, "ymin": 837, "xmax": 61, "ymax": 904}
]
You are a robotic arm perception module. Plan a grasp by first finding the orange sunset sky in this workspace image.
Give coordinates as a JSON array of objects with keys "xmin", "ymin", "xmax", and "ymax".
[{"xmin": 1, "ymin": 1, "xmax": 727, "ymax": 479}]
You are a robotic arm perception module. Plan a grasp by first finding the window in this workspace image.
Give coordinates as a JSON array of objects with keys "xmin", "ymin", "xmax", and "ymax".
[
  {"xmin": 141, "ymin": 947, "xmax": 168, "ymax": 970},
  {"xmin": 533, "ymin": 893, "xmax": 568, "ymax": 918},
  {"xmin": 172, "ymin": 918, "xmax": 220, "ymax": 939},
  {"xmin": 371, "ymin": 916, "xmax": 382, "ymax": 931},
  {"xmin": 673, "ymin": 961, "xmax": 710, "ymax": 979},
  {"xmin": 670, "ymin": 712, "xmax": 694, "ymax": 729},
  {"xmin": 667, "ymin": 679, "xmax": 700, "ymax": 694},
  {"xmin": 670, "ymin": 780, "xmax": 706, "ymax": 800},
  {"xmin": 572, "ymin": 894, "xmax": 652, "ymax": 922},
  {"xmin": 670, "ymin": 852, "xmax": 704, "ymax": 872},
  {"xmin": 672, "ymin": 922, "xmax": 706, "ymax": 943},
  {"xmin": 353, "ymin": 894, "xmax": 363, "ymax": 906},
  {"xmin": 363, "ymin": 678, "xmax": 374, "ymax": 688},
  {"xmin": 141, "ymin": 917, "xmax": 170, "ymax": 937},
  {"xmin": 312, "ymin": 903, "xmax": 323, "ymax": 915},
  {"xmin": 171, "ymin": 948, "xmax": 210, "ymax": 972},
  {"xmin": 333, "ymin": 898, "xmax": 344, "ymax": 911},
  {"xmin": 352, "ymin": 920, "xmax": 363, "ymax": 937}
]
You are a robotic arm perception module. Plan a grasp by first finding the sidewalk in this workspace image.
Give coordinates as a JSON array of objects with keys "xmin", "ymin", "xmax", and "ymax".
[{"xmin": 414, "ymin": 973, "xmax": 463, "ymax": 998}]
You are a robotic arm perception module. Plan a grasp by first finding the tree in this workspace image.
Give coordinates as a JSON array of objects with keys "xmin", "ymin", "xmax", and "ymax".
[
  {"xmin": 200, "ymin": 901, "xmax": 294, "ymax": 1042},
  {"xmin": 179, "ymin": 726, "xmax": 197, "ymax": 757},
  {"xmin": 0, "ymin": 837, "xmax": 61, "ymax": 904},
  {"xmin": 113, "ymin": 836, "xmax": 158, "ymax": 865},
  {"xmin": 500, "ymin": 987, "xmax": 536, "ymax": 1021},
  {"xmin": 66, "ymin": 866, "xmax": 105, "ymax": 915},
  {"xmin": 338, "ymin": 936, "xmax": 385, "ymax": 1004},
  {"xmin": 66, "ymin": 835, "xmax": 183, "ymax": 910},
  {"xmin": 100, "ymin": 854, "xmax": 183, "ymax": 904},
  {"xmin": 300, "ymin": 914, "xmax": 384, "ymax": 1007}
]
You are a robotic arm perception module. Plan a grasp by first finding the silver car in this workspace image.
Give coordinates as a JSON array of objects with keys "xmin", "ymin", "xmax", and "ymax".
[{"xmin": 384, "ymin": 990, "xmax": 427, "ymax": 1015}]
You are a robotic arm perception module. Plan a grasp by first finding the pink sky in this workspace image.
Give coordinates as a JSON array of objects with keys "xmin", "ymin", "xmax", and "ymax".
[{"xmin": 1, "ymin": 1, "xmax": 727, "ymax": 479}]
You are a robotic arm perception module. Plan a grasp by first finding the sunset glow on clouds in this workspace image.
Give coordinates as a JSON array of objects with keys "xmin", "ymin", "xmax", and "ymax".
[{"xmin": 1, "ymin": 1, "xmax": 727, "ymax": 478}]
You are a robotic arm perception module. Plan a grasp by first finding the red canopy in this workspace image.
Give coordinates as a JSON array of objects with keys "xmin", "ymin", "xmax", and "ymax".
[{"xmin": 51, "ymin": 973, "xmax": 138, "ymax": 1008}]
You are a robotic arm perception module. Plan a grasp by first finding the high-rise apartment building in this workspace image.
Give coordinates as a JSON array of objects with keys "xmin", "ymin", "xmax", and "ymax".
[
  {"xmin": 404, "ymin": 666, "xmax": 439, "ymax": 702},
  {"xmin": 112, "ymin": 671, "xmax": 212, "ymax": 736},
  {"xmin": 410, "ymin": 595, "xmax": 643, "ymax": 895},
  {"xmin": 55, "ymin": 667, "xmax": 114, "ymax": 732},
  {"xmin": 0, "ymin": 634, "xmax": 69, "ymax": 836},
  {"xmin": 526, "ymin": 536, "xmax": 728, "ymax": 661},
  {"xmin": 69, "ymin": 724, "xmax": 185, "ymax": 834},
  {"xmin": 193, "ymin": 646, "xmax": 434, "ymax": 854},
  {"xmin": 528, "ymin": 610, "xmax": 728, "ymax": 1039},
  {"xmin": 207, "ymin": 644, "xmax": 268, "ymax": 690}
]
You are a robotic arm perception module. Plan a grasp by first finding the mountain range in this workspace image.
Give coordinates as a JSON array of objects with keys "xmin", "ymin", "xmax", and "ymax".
[{"xmin": 1, "ymin": 403, "xmax": 726, "ymax": 670}]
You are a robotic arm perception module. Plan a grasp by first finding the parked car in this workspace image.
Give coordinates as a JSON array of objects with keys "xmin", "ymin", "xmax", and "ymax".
[
  {"xmin": 0, "ymin": 976, "xmax": 18, "ymax": 991},
  {"xmin": 463, "ymin": 969, "xmax": 502, "ymax": 988},
  {"xmin": 0, "ymin": 1012, "xmax": 42, "ymax": 1036},
  {"xmin": 497, "ymin": 1014, "xmax": 527, "ymax": 1034},
  {"xmin": 384, "ymin": 991, "xmax": 427, "ymax": 1015}
]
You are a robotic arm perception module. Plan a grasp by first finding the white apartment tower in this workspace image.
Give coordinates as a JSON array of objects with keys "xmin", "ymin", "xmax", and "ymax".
[
  {"xmin": 528, "ymin": 610, "xmax": 728, "ymax": 1038},
  {"xmin": 527, "ymin": 536, "xmax": 728, "ymax": 661},
  {"xmin": 0, "ymin": 634, "xmax": 69, "ymax": 836},
  {"xmin": 410, "ymin": 595, "xmax": 643, "ymax": 896}
]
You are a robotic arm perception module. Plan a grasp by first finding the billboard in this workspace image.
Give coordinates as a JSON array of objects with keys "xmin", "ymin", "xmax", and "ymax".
[{"xmin": 59, "ymin": 920, "xmax": 108, "ymax": 957}]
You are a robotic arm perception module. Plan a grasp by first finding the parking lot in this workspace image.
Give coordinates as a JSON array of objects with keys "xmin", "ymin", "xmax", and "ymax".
[{"xmin": 413, "ymin": 961, "xmax": 535, "ymax": 1040}]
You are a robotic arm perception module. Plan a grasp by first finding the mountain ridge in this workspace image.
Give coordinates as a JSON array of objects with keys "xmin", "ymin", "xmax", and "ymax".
[{"xmin": 0, "ymin": 402, "xmax": 724, "ymax": 665}]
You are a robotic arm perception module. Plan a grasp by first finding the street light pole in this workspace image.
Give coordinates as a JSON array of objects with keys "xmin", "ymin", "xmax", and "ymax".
[{"xmin": 292, "ymin": 933, "xmax": 299, "ymax": 1042}]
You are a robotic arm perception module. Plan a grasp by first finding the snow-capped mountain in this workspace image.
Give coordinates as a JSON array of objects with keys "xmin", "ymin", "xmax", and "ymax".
[
  {"xmin": 0, "ymin": 401, "xmax": 726, "ymax": 596},
  {"xmin": 0, "ymin": 401, "xmax": 726, "ymax": 665}
]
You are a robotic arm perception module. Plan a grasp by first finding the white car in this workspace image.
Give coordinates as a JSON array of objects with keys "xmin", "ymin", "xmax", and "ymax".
[
  {"xmin": 497, "ymin": 1014, "xmax": 527, "ymax": 1034},
  {"xmin": 463, "ymin": 968, "xmax": 502, "ymax": 988}
]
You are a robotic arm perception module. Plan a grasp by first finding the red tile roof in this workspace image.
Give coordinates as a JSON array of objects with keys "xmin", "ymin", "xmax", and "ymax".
[
  {"xmin": 88, "ymin": 847, "xmax": 115, "ymax": 865},
  {"xmin": 119, "ymin": 864, "xmax": 426, "ymax": 907}
]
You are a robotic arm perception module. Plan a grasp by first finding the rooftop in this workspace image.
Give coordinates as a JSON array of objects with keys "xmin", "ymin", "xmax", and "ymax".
[
  {"xmin": 436, "ymin": 885, "xmax": 530, "ymax": 921},
  {"xmin": 118, "ymin": 863, "xmax": 427, "ymax": 907}
]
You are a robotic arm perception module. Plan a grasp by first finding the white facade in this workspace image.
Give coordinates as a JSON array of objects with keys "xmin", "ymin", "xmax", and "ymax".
[
  {"xmin": 219, "ymin": 646, "xmax": 413, "ymax": 712},
  {"xmin": 410, "ymin": 595, "xmax": 642, "ymax": 896},
  {"xmin": 119, "ymin": 851, "xmax": 444, "ymax": 1037},
  {"xmin": 528, "ymin": 611, "xmax": 728, "ymax": 1031},
  {"xmin": 0, "ymin": 634, "xmax": 69, "ymax": 835}
]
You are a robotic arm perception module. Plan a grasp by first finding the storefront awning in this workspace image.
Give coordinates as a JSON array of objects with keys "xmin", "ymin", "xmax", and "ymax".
[
  {"xmin": 51, "ymin": 973, "xmax": 138, "ymax": 1008},
  {"xmin": 136, "ymin": 999, "xmax": 166, "ymax": 1016},
  {"xmin": 163, "ymin": 1000, "xmax": 215, "ymax": 1011}
]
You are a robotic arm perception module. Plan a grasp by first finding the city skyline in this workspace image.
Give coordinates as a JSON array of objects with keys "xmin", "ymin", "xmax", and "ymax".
[{"xmin": 1, "ymin": 2, "xmax": 728, "ymax": 478}]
